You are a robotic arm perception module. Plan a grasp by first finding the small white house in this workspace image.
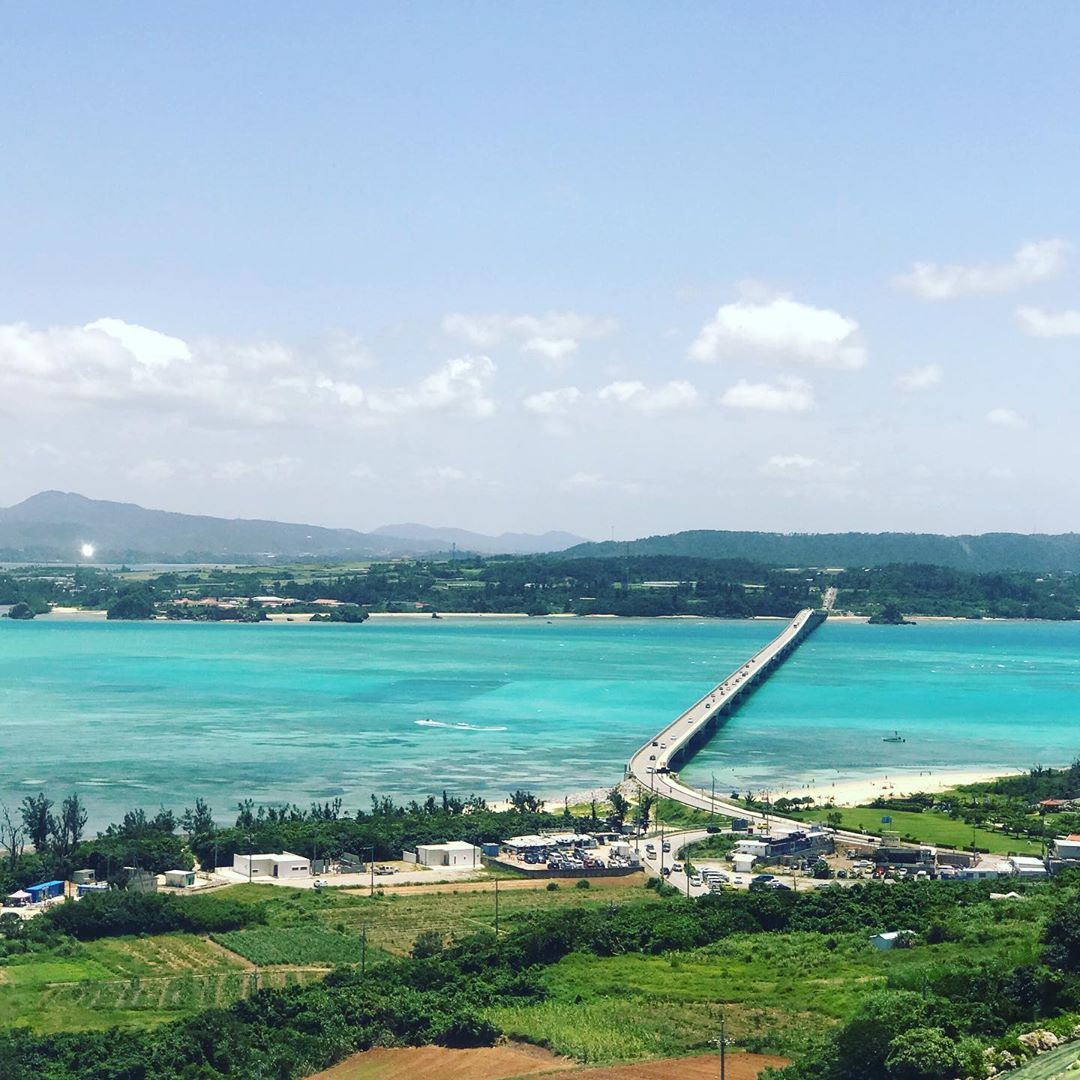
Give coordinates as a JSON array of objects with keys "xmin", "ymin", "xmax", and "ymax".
[
  {"xmin": 233, "ymin": 852, "xmax": 310, "ymax": 880},
  {"xmin": 733, "ymin": 839, "xmax": 769, "ymax": 858},
  {"xmin": 1054, "ymin": 835, "xmax": 1080, "ymax": 860},
  {"xmin": 164, "ymin": 869, "xmax": 196, "ymax": 889},
  {"xmin": 1008, "ymin": 856, "xmax": 1047, "ymax": 878},
  {"xmin": 870, "ymin": 930, "xmax": 913, "ymax": 951},
  {"xmin": 414, "ymin": 841, "xmax": 481, "ymax": 867},
  {"xmin": 732, "ymin": 852, "xmax": 758, "ymax": 875}
]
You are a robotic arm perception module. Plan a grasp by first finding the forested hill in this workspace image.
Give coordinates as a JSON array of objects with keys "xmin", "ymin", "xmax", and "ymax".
[{"xmin": 563, "ymin": 530, "xmax": 1080, "ymax": 573}]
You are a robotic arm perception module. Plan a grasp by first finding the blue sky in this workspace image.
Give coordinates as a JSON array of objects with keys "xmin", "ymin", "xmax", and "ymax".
[{"xmin": 3, "ymin": 4, "xmax": 1080, "ymax": 538}]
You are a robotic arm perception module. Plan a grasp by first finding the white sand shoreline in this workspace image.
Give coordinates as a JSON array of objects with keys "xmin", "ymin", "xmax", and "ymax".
[
  {"xmin": 752, "ymin": 766, "xmax": 1028, "ymax": 809},
  {"xmin": 526, "ymin": 768, "xmax": 1029, "ymax": 818}
]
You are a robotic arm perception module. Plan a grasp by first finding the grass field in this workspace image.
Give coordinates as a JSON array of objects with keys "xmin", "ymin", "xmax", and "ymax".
[
  {"xmin": 0, "ymin": 933, "xmax": 247, "ymax": 1032},
  {"xmin": 199, "ymin": 880, "xmax": 653, "ymax": 956},
  {"xmin": 792, "ymin": 805, "xmax": 1044, "ymax": 855},
  {"xmin": 488, "ymin": 898, "xmax": 1044, "ymax": 1065}
]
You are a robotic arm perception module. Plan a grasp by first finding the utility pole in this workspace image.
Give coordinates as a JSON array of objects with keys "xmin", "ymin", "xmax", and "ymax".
[
  {"xmin": 711, "ymin": 774, "xmax": 716, "ymax": 820},
  {"xmin": 494, "ymin": 876, "xmax": 500, "ymax": 936},
  {"xmin": 713, "ymin": 1016, "xmax": 727, "ymax": 1080},
  {"xmin": 361, "ymin": 923, "xmax": 367, "ymax": 976}
]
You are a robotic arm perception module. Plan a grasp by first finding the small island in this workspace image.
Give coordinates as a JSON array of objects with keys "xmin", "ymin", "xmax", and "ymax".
[
  {"xmin": 6, "ymin": 602, "xmax": 37, "ymax": 620},
  {"xmin": 868, "ymin": 602, "xmax": 915, "ymax": 625}
]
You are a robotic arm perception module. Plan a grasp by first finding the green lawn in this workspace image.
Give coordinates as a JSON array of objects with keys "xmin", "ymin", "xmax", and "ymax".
[{"xmin": 794, "ymin": 806, "xmax": 1044, "ymax": 855}]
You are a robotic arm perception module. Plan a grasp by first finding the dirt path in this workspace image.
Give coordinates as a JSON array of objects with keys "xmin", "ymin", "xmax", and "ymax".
[{"xmin": 310, "ymin": 1046, "xmax": 787, "ymax": 1080}]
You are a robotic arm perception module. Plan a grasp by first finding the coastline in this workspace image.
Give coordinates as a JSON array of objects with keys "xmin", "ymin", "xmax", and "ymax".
[
  {"xmin": 514, "ymin": 768, "xmax": 1027, "ymax": 819},
  {"xmin": 25, "ymin": 607, "xmax": 1069, "ymax": 624},
  {"xmin": 763, "ymin": 766, "xmax": 1027, "ymax": 809}
]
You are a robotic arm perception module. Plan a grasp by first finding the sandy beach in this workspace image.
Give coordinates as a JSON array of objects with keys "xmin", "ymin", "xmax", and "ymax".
[{"xmin": 765, "ymin": 766, "xmax": 1026, "ymax": 808}]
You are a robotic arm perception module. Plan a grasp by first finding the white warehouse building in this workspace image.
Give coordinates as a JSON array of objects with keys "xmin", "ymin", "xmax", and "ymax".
[
  {"xmin": 233, "ymin": 852, "xmax": 311, "ymax": 880},
  {"xmin": 414, "ymin": 842, "xmax": 482, "ymax": 867}
]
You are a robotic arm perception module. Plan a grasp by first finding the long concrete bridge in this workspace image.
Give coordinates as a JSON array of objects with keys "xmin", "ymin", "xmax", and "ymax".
[{"xmin": 627, "ymin": 607, "xmax": 832, "ymax": 836}]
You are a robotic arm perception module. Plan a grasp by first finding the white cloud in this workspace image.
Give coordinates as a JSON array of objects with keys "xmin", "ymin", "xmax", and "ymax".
[
  {"xmin": 350, "ymin": 463, "xmax": 377, "ymax": 480},
  {"xmin": 597, "ymin": 379, "xmax": 700, "ymax": 412},
  {"xmin": 555, "ymin": 471, "xmax": 643, "ymax": 496},
  {"xmin": 127, "ymin": 458, "xmax": 182, "ymax": 482},
  {"xmin": 561, "ymin": 471, "xmax": 605, "ymax": 490},
  {"xmin": 895, "ymin": 364, "xmax": 943, "ymax": 392},
  {"xmin": 314, "ymin": 375, "xmax": 366, "ymax": 407},
  {"xmin": 444, "ymin": 312, "xmax": 616, "ymax": 346},
  {"xmin": 367, "ymin": 356, "xmax": 498, "ymax": 419},
  {"xmin": 894, "ymin": 239, "xmax": 1069, "ymax": 300},
  {"xmin": 523, "ymin": 386, "xmax": 582, "ymax": 416},
  {"xmin": 417, "ymin": 465, "xmax": 468, "ymax": 482},
  {"xmin": 1015, "ymin": 306, "xmax": 1080, "ymax": 337},
  {"xmin": 0, "ymin": 318, "xmax": 507, "ymax": 431},
  {"xmin": 763, "ymin": 454, "xmax": 819, "ymax": 472},
  {"xmin": 212, "ymin": 456, "xmax": 300, "ymax": 482},
  {"xmin": 986, "ymin": 407, "xmax": 1027, "ymax": 429},
  {"xmin": 689, "ymin": 295, "xmax": 866, "ymax": 369},
  {"xmin": 521, "ymin": 337, "xmax": 579, "ymax": 363},
  {"xmin": 87, "ymin": 317, "xmax": 192, "ymax": 368},
  {"xmin": 443, "ymin": 312, "xmax": 616, "ymax": 367},
  {"xmin": 719, "ymin": 376, "xmax": 815, "ymax": 412}
]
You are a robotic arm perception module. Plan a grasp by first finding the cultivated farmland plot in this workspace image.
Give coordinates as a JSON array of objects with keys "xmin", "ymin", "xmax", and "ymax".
[{"xmin": 212, "ymin": 926, "xmax": 364, "ymax": 966}]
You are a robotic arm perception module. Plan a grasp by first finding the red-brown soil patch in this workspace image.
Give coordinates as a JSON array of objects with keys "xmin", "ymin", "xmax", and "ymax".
[
  {"xmin": 311, "ymin": 1046, "xmax": 787, "ymax": 1080},
  {"xmin": 311, "ymin": 1043, "xmax": 571, "ymax": 1078},
  {"xmin": 569, "ymin": 1052, "xmax": 789, "ymax": 1079}
]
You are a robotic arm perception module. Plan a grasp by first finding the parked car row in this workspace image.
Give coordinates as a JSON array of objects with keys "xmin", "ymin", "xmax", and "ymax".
[{"xmin": 547, "ymin": 850, "xmax": 607, "ymax": 871}]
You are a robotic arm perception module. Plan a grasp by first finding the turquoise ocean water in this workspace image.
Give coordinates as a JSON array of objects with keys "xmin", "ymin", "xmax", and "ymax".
[{"xmin": 2, "ymin": 617, "xmax": 1080, "ymax": 826}]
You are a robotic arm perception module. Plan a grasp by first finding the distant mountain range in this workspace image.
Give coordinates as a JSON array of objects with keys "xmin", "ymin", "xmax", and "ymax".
[
  {"xmin": 371, "ymin": 522, "xmax": 586, "ymax": 556},
  {"xmin": 5, "ymin": 493, "xmax": 1078, "ymax": 572},
  {"xmin": 562, "ymin": 530, "xmax": 1080, "ymax": 573},
  {"xmin": 0, "ymin": 492, "xmax": 587, "ymax": 563}
]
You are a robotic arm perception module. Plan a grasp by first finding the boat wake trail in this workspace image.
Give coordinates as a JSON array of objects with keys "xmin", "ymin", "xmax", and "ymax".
[{"xmin": 415, "ymin": 719, "xmax": 508, "ymax": 732}]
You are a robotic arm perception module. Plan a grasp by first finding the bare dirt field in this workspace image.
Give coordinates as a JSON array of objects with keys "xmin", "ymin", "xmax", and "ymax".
[
  {"xmin": 311, "ymin": 1043, "xmax": 573, "ymax": 1078},
  {"xmin": 311, "ymin": 1046, "xmax": 788, "ymax": 1079},
  {"xmin": 342, "ymin": 874, "xmax": 645, "ymax": 898},
  {"xmin": 569, "ymin": 1053, "xmax": 790, "ymax": 1079}
]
